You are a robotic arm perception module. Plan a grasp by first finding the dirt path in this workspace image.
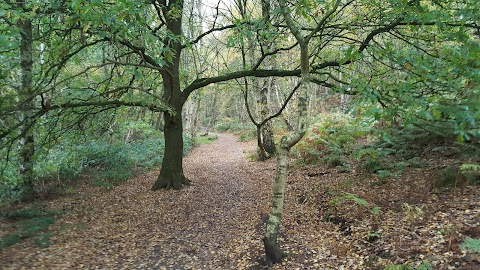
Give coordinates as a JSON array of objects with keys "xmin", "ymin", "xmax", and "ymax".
[
  {"xmin": 1, "ymin": 133, "xmax": 275, "ymax": 269},
  {"xmin": 141, "ymin": 133, "xmax": 273, "ymax": 269},
  {"xmin": 3, "ymin": 134, "xmax": 479, "ymax": 269}
]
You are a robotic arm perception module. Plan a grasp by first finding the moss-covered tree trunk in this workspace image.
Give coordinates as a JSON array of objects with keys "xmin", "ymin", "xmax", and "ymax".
[
  {"xmin": 258, "ymin": 0, "xmax": 276, "ymax": 157},
  {"xmin": 260, "ymin": 86, "xmax": 276, "ymax": 155},
  {"xmin": 17, "ymin": 5, "xmax": 35, "ymax": 196},
  {"xmin": 263, "ymin": 145, "xmax": 289, "ymax": 263},
  {"xmin": 264, "ymin": 43, "xmax": 309, "ymax": 264},
  {"xmin": 264, "ymin": 0, "xmax": 313, "ymax": 263}
]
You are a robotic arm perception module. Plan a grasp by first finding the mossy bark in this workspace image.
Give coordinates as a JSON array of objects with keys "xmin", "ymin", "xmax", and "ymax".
[
  {"xmin": 260, "ymin": 87, "xmax": 276, "ymax": 156},
  {"xmin": 264, "ymin": 148, "xmax": 289, "ymax": 264},
  {"xmin": 17, "ymin": 7, "xmax": 35, "ymax": 195},
  {"xmin": 263, "ymin": 1, "xmax": 310, "ymax": 262}
]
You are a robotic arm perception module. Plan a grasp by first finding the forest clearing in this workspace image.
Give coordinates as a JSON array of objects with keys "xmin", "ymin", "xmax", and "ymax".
[{"xmin": 1, "ymin": 0, "xmax": 479, "ymax": 269}]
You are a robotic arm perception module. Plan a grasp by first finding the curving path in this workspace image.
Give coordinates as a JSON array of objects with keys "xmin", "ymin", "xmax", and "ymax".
[{"xmin": 0, "ymin": 133, "xmax": 275, "ymax": 269}]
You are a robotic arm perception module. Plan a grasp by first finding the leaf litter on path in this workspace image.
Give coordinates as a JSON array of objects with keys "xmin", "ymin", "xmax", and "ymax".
[{"xmin": 1, "ymin": 133, "xmax": 479, "ymax": 269}]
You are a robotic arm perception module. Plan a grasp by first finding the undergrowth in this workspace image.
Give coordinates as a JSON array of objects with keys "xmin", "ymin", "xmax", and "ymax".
[
  {"xmin": 196, "ymin": 134, "xmax": 219, "ymax": 145},
  {"xmin": 0, "ymin": 204, "xmax": 61, "ymax": 250},
  {"xmin": 215, "ymin": 118, "xmax": 256, "ymax": 142},
  {"xmin": 1, "ymin": 120, "xmax": 194, "ymax": 203},
  {"xmin": 295, "ymin": 113, "xmax": 479, "ymax": 183}
]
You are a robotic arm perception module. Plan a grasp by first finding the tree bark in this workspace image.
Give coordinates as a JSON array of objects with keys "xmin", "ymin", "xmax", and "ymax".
[
  {"xmin": 263, "ymin": 48, "xmax": 308, "ymax": 263},
  {"xmin": 151, "ymin": 0, "xmax": 191, "ymax": 190},
  {"xmin": 264, "ymin": 0, "xmax": 312, "ymax": 262},
  {"xmin": 17, "ymin": 4, "xmax": 35, "ymax": 196},
  {"xmin": 152, "ymin": 64, "xmax": 190, "ymax": 190},
  {"xmin": 189, "ymin": 92, "xmax": 201, "ymax": 143},
  {"xmin": 260, "ymin": 86, "xmax": 276, "ymax": 155},
  {"xmin": 263, "ymin": 146, "xmax": 288, "ymax": 264},
  {"xmin": 151, "ymin": 108, "xmax": 190, "ymax": 190}
]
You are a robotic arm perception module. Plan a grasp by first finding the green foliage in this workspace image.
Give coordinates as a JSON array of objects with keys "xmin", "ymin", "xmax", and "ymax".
[
  {"xmin": 353, "ymin": 145, "xmax": 397, "ymax": 175},
  {"xmin": 196, "ymin": 134, "xmax": 218, "ymax": 145},
  {"xmin": 460, "ymin": 163, "xmax": 480, "ymax": 183},
  {"xmin": 296, "ymin": 114, "xmax": 371, "ymax": 165},
  {"xmin": 0, "ymin": 206, "xmax": 59, "ymax": 249},
  {"xmin": 330, "ymin": 192, "xmax": 369, "ymax": 207},
  {"xmin": 35, "ymin": 135, "xmax": 165, "ymax": 188},
  {"xmin": 460, "ymin": 237, "xmax": 480, "ymax": 253},
  {"xmin": 362, "ymin": 156, "xmax": 385, "ymax": 173},
  {"xmin": 376, "ymin": 170, "xmax": 394, "ymax": 180},
  {"xmin": 1, "ymin": 119, "xmax": 195, "ymax": 200},
  {"xmin": 354, "ymin": 22, "xmax": 480, "ymax": 144},
  {"xmin": 351, "ymin": 126, "xmax": 441, "ymax": 179},
  {"xmin": 371, "ymin": 206, "xmax": 382, "ymax": 216},
  {"xmin": 215, "ymin": 118, "xmax": 250, "ymax": 132},
  {"xmin": 439, "ymin": 166, "xmax": 460, "ymax": 187},
  {"xmin": 238, "ymin": 130, "xmax": 256, "ymax": 142},
  {"xmin": 324, "ymin": 154, "xmax": 346, "ymax": 168},
  {"xmin": 1, "ymin": 207, "xmax": 57, "ymax": 220},
  {"xmin": 214, "ymin": 118, "xmax": 256, "ymax": 142}
]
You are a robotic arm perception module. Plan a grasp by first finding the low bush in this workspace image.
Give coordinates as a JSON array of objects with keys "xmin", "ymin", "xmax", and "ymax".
[
  {"xmin": 1, "ymin": 120, "xmax": 195, "ymax": 202},
  {"xmin": 0, "ymin": 205, "xmax": 60, "ymax": 249},
  {"xmin": 215, "ymin": 118, "xmax": 248, "ymax": 132},
  {"xmin": 296, "ymin": 113, "xmax": 372, "ymax": 166}
]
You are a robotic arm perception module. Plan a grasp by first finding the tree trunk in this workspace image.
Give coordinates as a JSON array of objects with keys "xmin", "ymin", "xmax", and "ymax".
[
  {"xmin": 263, "ymin": 146, "xmax": 288, "ymax": 263},
  {"xmin": 17, "ymin": 6, "xmax": 35, "ymax": 196},
  {"xmin": 264, "ymin": 1, "xmax": 310, "ymax": 261},
  {"xmin": 207, "ymin": 90, "xmax": 218, "ymax": 128},
  {"xmin": 151, "ymin": 109, "xmax": 190, "ymax": 190},
  {"xmin": 155, "ymin": 112, "xmax": 164, "ymax": 131},
  {"xmin": 152, "ymin": 64, "xmax": 190, "ymax": 190},
  {"xmin": 189, "ymin": 92, "xmax": 201, "ymax": 143},
  {"xmin": 260, "ymin": 87, "xmax": 276, "ymax": 155},
  {"xmin": 151, "ymin": 0, "xmax": 190, "ymax": 190},
  {"xmin": 152, "ymin": 60, "xmax": 189, "ymax": 190}
]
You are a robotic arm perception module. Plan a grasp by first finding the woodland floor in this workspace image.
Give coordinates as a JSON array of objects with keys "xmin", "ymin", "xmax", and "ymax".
[{"xmin": 1, "ymin": 133, "xmax": 479, "ymax": 269}]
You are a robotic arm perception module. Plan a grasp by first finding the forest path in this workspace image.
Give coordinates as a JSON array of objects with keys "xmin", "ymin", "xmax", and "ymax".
[
  {"xmin": 1, "ymin": 133, "xmax": 276, "ymax": 269},
  {"xmin": 141, "ymin": 133, "xmax": 273, "ymax": 269},
  {"xmin": 4, "ymin": 134, "xmax": 479, "ymax": 269}
]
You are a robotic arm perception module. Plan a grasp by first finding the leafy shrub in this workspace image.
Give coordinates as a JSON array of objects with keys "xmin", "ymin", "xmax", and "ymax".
[
  {"xmin": 376, "ymin": 169, "xmax": 394, "ymax": 179},
  {"xmin": 460, "ymin": 237, "xmax": 480, "ymax": 253},
  {"xmin": 362, "ymin": 157, "xmax": 384, "ymax": 173},
  {"xmin": 439, "ymin": 166, "xmax": 460, "ymax": 187},
  {"xmin": 460, "ymin": 163, "xmax": 480, "ymax": 184},
  {"xmin": 330, "ymin": 192, "xmax": 369, "ymax": 207},
  {"xmin": 238, "ymin": 129, "xmax": 256, "ymax": 142},
  {"xmin": 337, "ymin": 164, "xmax": 352, "ymax": 173},
  {"xmin": 296, "ymin": 113, "xmax": 372, "ymax": 165},
  {"xmin": 324, "ymin": 154, "xmax": 346, "ymax": 167},
  {"xmin": 215, "ymin": 118, "xmax": 248, "ymax": 132},
  {"xmin": 196, "ymin": 134, "xmax": 219, "ymax": 145}
]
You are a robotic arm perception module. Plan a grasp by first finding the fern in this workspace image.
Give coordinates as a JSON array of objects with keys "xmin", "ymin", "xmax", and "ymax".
[
  {"xmin": 460, "ymin": 163, "xmax": 480, "ymax": 173},
  {"xmin": 460, "ymin": 237, "xmax": 480, "ymax": 253}
]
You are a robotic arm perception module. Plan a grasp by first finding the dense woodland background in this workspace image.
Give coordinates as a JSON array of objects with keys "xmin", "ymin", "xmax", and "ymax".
[{"xmin": 1, "ymin": 0, "xmax": 479, "ymax": 269}]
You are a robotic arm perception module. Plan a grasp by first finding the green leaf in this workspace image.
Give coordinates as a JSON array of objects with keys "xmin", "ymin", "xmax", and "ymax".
[{"xmin": 460, "ymin": 237, "xmax": 480, "ymax": 253}]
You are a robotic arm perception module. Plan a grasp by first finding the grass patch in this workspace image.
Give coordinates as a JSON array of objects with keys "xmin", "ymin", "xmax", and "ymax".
[
  {"xmin": 0, "ymin": 206, "xmax": 60, "ymax": 249},
  {"xmin": 196, "ymin": 134, "xmax": 218, "ymax": 145}
]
